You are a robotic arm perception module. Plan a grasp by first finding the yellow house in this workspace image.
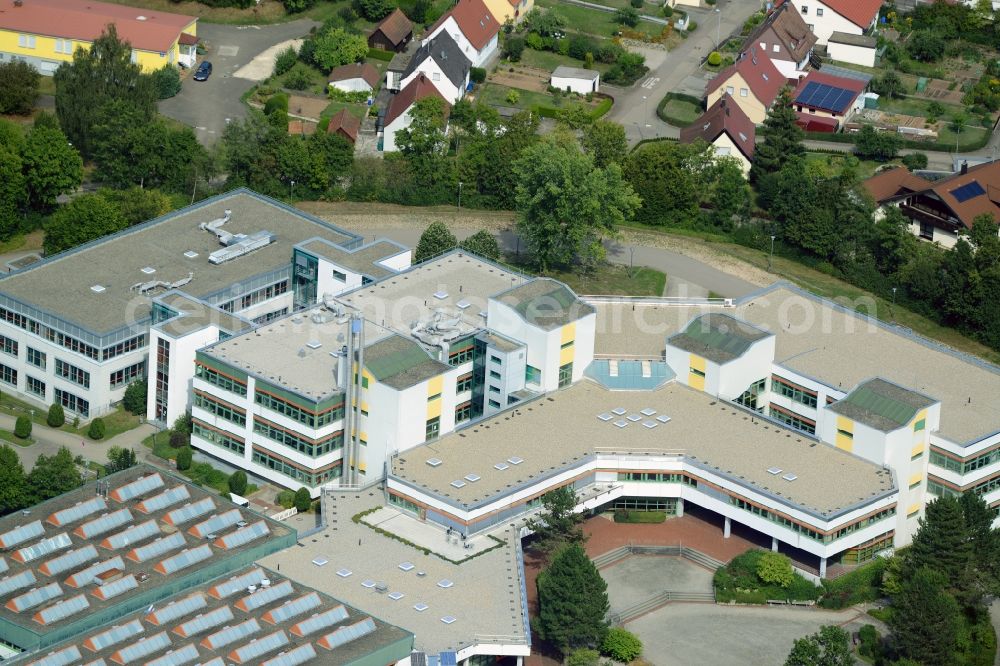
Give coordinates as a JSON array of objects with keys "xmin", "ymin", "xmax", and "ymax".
[
  {"xmin": 704, "ymin": 50, "xmax": 785, "ymax": 125},
  {"xmin": 0, "ymin": 0, "xmax": 197, "ymax": 74},
  {"xmin": 481, "ymin": 0, "xmax": 533, "ymax": 25}
]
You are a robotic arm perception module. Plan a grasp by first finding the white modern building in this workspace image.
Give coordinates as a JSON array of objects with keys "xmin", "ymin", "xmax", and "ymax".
[
  {"xmin": 550, "ymin": 66, "xmax": 600, "ymax": 94},
  {"xmin": 787, "ymin": 0, "xmax": 881, "ymax": 46}
]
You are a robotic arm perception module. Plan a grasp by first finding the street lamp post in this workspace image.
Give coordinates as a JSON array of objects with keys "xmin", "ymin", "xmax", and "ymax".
[
  {"xmin": 290, "ymin": 180, "xmax": 295, "ymax": 200},
  {"xmin": 458, "ymin": 182, "xmax": 463, "ymax": 210},
  {"xmin": 715, "ymin": 8, "xmax": 721, "ymax": 50},
  {"xmin": 629, "ymin": 246, "xmax": 635, "ymax": 277},
  {"xmin": 769, "ymin": 235, "xmax": 776, "ymax": 272},
  {"xmin": 891, "ymin": 286, "xmax": 897, "ymax": 318}
]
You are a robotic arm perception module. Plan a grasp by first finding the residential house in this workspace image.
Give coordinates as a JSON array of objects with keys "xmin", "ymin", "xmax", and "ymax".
[
  {"xmin": 327, "ymin": 108, "xmax": 361, "ymax": 145},
  {"xmin": 704, "ymin": 48, "xmax": 785, "ymax": 125},
  {"xmin": 0, "ymin": 0, "xmax": 198, "ymax": 74},
  {"xmin": 481, "ymin": 0, "xmax": 532, "ymax": 25},
  {"xmin": 863, "ymin": 161, "xmax": 1000, "ymax": 248},
  {"xmin": 423, "ymin": 0, "xmax": 500, "ymax": 68},
  {"xmin": 827, "ymin": 32, "xmax": 877, "ymax": 67},
  {"xmin": 328, "ymin": 62, "xmax": 380, "ymax": 94},
  {"xmin": 551, "ymin": 66, "xmax": 599, "ymax": 94},
  {"xmin": 742, "ymin": 0, "xmax": 817, "ymax": 80},
  {"xmin": 680, "ymin": 94, "xmax": 756, "ymax": 177},
  {"xmin": 367, "ymin": 8, "xmax": 412, "ymax": 53},
  {"xmin": 399, "ymin": 32, "xmax": 471, "ymax": 103},
  {"xmin": 382, "ymin": 73, "xmax": 450, "ymax": 152},
  {"xmin": 787, "ymin": 0, "xmax": 881, "ymax": 46},
  {"xmin": 792, "ymin": 70, "xmax": 866, "ymax": 131}
]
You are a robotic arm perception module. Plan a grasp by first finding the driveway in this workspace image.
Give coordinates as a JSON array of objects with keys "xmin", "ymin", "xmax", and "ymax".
[
  {"xmin": 159, "ymin": 19, "xmax": 317, "ymax": 144},
  {"xmin": 606, "ymin": 0, "xmax": 761, "ymax": 146}
]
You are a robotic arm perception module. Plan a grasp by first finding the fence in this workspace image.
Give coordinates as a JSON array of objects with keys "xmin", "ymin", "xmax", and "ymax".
[
  {"xmin": 270, "ymin": 507, "xmax": 298, "ymax": 521},
  {"xmin": 581, "ymin": 295, "xmax": 734, "ymax": 307},
  {"xmin": 591, "ymin": 545, "xmax": 723, "ymax": 571}
]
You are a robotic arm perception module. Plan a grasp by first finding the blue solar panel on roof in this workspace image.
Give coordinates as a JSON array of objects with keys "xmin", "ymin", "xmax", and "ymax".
[
  {"xmin": 291, "ymin": 606, "xmax": 348, "ymax": 636},
  {"xmin": 66, "ymin": 556, "xmax": 124, "ymax": 588},
  {"xmin": 36, "ymin": 593, "xmax": 90, "ymax": 624},
  {"xmin": 202, "ymin": 619, "xmax": 261, "ymax": 650},
  {"xmin": 41, "ymin": 545, "xmax": 98, "ymax": 576},
  {"xmin": 164, "ymin": 499, "xmax": 215, "ymax": 526},
  {"xmin": 796, "ymin": 81, "xmax": 856, "ymax": 113},
  {"xmin": 156, "ymin": 545, "xmax": 212, "ymax": 575},
  {"xmin": 174, "ymin": 605, "xmax": 234, "ymax": 637},
  {"xmin": 86, "ymin": 619, "xmax": 144, "ymax": 651},
  {"xmin": 112, "ymin": 473, "xmax": 164, "ymax": 502},
  {"xmin": 9, "ymin": 583, "xmax": 63, "ymax": 612},
  {"xmin": 319, "ymin": 618, "xmax": 376, "ymax": 650},
  {"xmin": 77, "ymin": 509, "xmax": 133, "ymax": 539},
  {"xmin": 951, "ymin": 181, "xmax": 986, "ymax": 202},
  {"xmin": 16, "ymin": 533, "xmax": 72, "ymax": 563},
  {"xmin": 147, "ymin": 593, "xmax": 207, "ymax": 626},
  {"xmin": 112, "ymin": 631, "xmax": 170, "ymax": 663},
  {"xmin": 210, "ymin": 569, "xmax": 265, "ymax": 599},
  {"xmin": 440, "ymin": 652, "xmax": 458, "ymax": 666},
  {"xmin": 48, "ymin": 497, "xmax": 107, "ymax": 527},
  {"xmin": 103, "ymin": 519, "xmax": 159, "ymax": 550},
  {"xmin": 237, "ymin": 580, "xmax": 293, "ymax": 612},
  {"xmin": 263, "ymin": 592, "xmax": 321, "ymax": 625}
]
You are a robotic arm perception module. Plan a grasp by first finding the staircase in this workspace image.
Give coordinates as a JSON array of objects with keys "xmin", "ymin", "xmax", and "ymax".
[{"xmin": 607, "ymin": 590, "xmax": 717, "ymax": 626}]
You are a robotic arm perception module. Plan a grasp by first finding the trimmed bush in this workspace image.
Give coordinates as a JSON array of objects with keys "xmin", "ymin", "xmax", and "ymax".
[
  {"xmin": 87, "ymin": 418, "xmax": 106, "ymax": 440},
  {"xmin": 602, "ymin": 627, "xmax": 643, "ymax": 662},
  {"xmin": 662, "ymin": 5, "xmax": 673, "ymax": 17},
  {"xmin": 175, "ymin": 446, "xmax": 193, "ymax": 471},
  {"xmin": 151, "ymin": 66, "xmax": 182, "ymax": 100},
  {"xmin": 122, "ymin": 380, "xmax": 147, "ymax": 415},
  {"xmin": 14, "ymin": 416, "xmax": 31, "ymax": 439},
  {"xmin": 367, "ymin": 47, "xmax": 395, "ymax": 61},
  {"xmin": 819, "ymin": 557, "xmax": 886, "ymax": 609},
  {"xmin": 228, "ymin": 470, "xmax": 248, "ymax": 495},
  {"xmin": 264, "ymin": 92, "xmax": 290, "ymax": 116},
  {"xmin": 707, "ymin": 51, "xmax": 722, "ymax": 66},
  {"xmin": 566, "ymin": 649, "xmax": 600, "ymax": 666},
  {"xmin": 273, "ymin": 46, "xmax": 299, "ymax": 77},
  {"xmin": 901, "ymin": 152, "xmax": 929, "ymax": 170},
  {"xmin": 613, "ymin": 510, "xmax": 667, "ymax": 523},
  {"xmin": 294, "ymin": 487, "xmax": 311, "ymax": 512},
  {"xmin": 47, "ymin": 404, "xmax": 65, "ymax": 428},
  {"xmin": 470, "ymin": 67, "xmax": 487, "ymax": 84},
  {"xmin": 756, "ymin": 551, "xmax": 793, "ymax": 587},
  {"xmin": 277, "ymin": 490, "xmax": 296, "ymax": 509}
]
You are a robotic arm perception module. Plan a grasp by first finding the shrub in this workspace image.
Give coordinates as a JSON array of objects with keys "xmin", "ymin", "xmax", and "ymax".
[
  {"xmin": 756, "ymin": 551, "xmax": 794, "ymax": 587},
  {"xmin": 276, "ymin": 490, "xmax": 296, "ymax": 509},
  {"xmin": 170, "ymin": 429, "xmax": 190, "ymax": 448},
  {"xmin": 505, "ymin": 36, "xmax": 525, "ymax": 61},
  {"xmin": 122, "ymin": 380, "xmax": 147, "ymax": 415},
  {"xmin": 470, "ymin": 67, "xmax": 487, "ymax": 83},
  {"xmin": 0, "ymin": 60, "xmax": 40, "ymax": 115},
  {"xmin": 902, "ymin": 152, "xmax": 928, "ymax": 170},
  {"xmin": 264, "ymin": 92, "xmax": 290, "ymax": 116},
  {"xmin": 87, "ymin": 418, "xmax": 106, "ymax": 440},
  {"xmin": 151, "ymin": 66, "xmax": 182, "ymax": 100},
  {"xmin": 525, "ymin": 32, "xmax": 544, "ymax": 51},
  {"xmin": 707, "ymin": 51, "xmax": 722, "ymax": 66},
  {"xmin": 630, "ymin": 0, "xmax": 642, "ymax": 7},
  {"xmin": 338, "ymin": 5, "xmax": 358, "ymax": 22},
  {"xmin": 175, "ymin": 446, "xmax": 193, "ymax": 471},
  {"xmin": 506, "ymin": 89, "xmax": 520, "ymax": 104},
  {"xmin": 569, "ymin": 34, "xmax": 598, "ymax": 61},
  {"xmin": 284, "ymin": 66, "xmax": 313, "ymax": 91},
  {"xmin": 566, "ymin": 648, "xmax": 600, "ymax": 666},
  {"xmin": 14, "ymin": 416, "xmax": 31, "ymax": 439},
  {"xmin": 615, "ymin": 7, "xmax": 640, "ymax": 27},
  {"xmin": 662, "ymin": 5, "xmax": 672, "ymax": 17},
  {"xmin": 688, "ymin": 20, "xmax": 698, "ymax": 31},
  {"xmin": 228, "ymin": 470, "xmax": 248, "ymax": 495},
  {"xmin": 294, "ymin": 487, "xmax": 312, "ymax": 512},
  {"xmin": 858, "ymin": 624, "xmax": 879, "ymax": 658},
  {"xmin": 819, "ymin": 557, "xmax": 886, "ymax": 609},
  {"xmin": 273, "ymin": 46, "xmax": 299, "ymax": 77},
  {"xmin": 596, "ymin": 42, "xmax": 624, "ymax": 63},
  {"xmin": 602, "ymin": 627, "xmax": 643, "ymax": 662},
  {"xmin": 613, "ymin": 510, "xmax": 667, "ymax": 523},
  {"xmin": 47, "ymin": 404, "xmax": 65, "ymax": 428}
]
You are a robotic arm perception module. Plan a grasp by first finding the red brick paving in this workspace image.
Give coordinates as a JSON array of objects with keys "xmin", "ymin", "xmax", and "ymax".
[{"xmin": 522, "ymin": 512, "xmax": 757, "ymax": 666}]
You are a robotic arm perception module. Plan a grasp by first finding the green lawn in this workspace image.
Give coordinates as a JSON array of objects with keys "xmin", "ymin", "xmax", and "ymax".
[
  {"xmin": 661, "ymin": 98, "xmax": 701, "ymax": 126},
  {"xmin": 0, "ymin": 430, "xmax": 32, "ymax": 447},
  {"xmin": 517, "ymin": 48, "xmax": 611, "ymax": 74},
  {"xmin": 142, "ymin": 433, "xmax": 257, "ymax": 496},
  {"xmin": 876, "ymin": 96, "xmax": 969, "ymax": 122},
  {"xmin": 935, "ymin": 125, "xmax": 990, "ymax": 151},
  {"xmin": 476, "ymin": 83, "xmax": 564, "ymax": 110},
  {"xmin": 321, "ymin": 101, "xmax": 368, "ymax": 121},
  {"xmin": 804, "ymin": 152, "xmax": 885, "ymax": 180},
  {"xmin": 537, "ymin": 0, "xmax": 661, "ymax": 39},
  {"xmin": 530, "ymin": 263, "xmax": 667, "ymax": 296}
]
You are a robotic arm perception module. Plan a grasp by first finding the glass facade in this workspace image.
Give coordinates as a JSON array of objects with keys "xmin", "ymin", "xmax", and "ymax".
[
  {"xmin": 931, "ymin": 449, "xmax": 1000, "ymax": 475},
  {"xmin": 768, "ymin": 405, "xmax": 816, "ymax": 435},
  {"xmin": 253, "ymin": 418, "xmax": 343, "ymax": 456},
  {"xmin": 195, "ymin": 364, "xmax": 248, "ymax": 397},
  {"xmin": 772, "ymin": 375, "xmax": 818, "ymax": 408},
  {"xmin": 292, "ymin": 250, "xmax": 318, "ymax": 309},
  {"xmin": 193, "ymin": 421, "xmax": 246, "ymax": 455},
  {"xmin": 194, "ymin": 392, "xmax": 246, "ymax": 426},
  {"xmin": 154, "ymin": 338, "xmax": 169, "ymax": 420},
  {"xmin": 110, "ymin": 361, "xmax": 146, "ymax": 389},
  {"xmin": 251, "ymin": 447, "xmax": 341, "ymax": 486},
  {"xmin": 54, "ymin": 388, "xmax": 89, "ymax": 417},
  {"xmin": 55, "ymin": 359, "xmax": 90, "ymax": 388},
  {"xmin": 254, "ymin": 390, "xmax": 343, "ymax": 429}
]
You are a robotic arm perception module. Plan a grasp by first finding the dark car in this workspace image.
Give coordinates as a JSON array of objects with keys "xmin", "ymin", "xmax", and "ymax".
[{"xmin": 193, "ymin": 61, "xmax": 212, "ymax": 81}]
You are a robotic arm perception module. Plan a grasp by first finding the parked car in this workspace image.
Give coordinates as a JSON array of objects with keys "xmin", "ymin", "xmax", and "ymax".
[{"xmin": 193, "ymin": 61, "xmax": 212, "ymax": 81}]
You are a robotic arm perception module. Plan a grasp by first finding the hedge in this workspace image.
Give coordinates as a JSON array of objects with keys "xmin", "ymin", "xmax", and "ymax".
[
  {"xmin": 532, "ymin": 96, "xmax": 613, "ymax": 122},
  {"xmin": 614, "ymin": 510, "xmax": 667, "ymax": 523},
  {"xmin": 657, "ymin": 91, "xmax": 703, "ymax": 127},
  {"xmin": 818, "ymin": 557, "xmax": 886, "ymax": 609},
  {"xmin": 804, "ymin": 128, "xmax": 991, "ymax": 155},
  {"xmin": 367, "ymin": 48, "xmax": 395, "ymax": 61}
]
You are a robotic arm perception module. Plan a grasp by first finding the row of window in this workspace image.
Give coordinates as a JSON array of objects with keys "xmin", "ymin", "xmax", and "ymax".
[
  {"xmin": 772, "ymin": 376, "xmax": 818, "ymax": 409},
  {"xmin": 55, "ymin": 359, "xmax": 90, "ymax": 389},
  {"xmin": 194, "ymin": 393, "xmax": 246, "ymax": 426},
  {"xmin": 195, "ymin": 364, "xmax": 248, "ymax": 397},
  {"xmin": 0, "ymin": 307, "xmax": 102, "ymax": 360},
  {"xmin": 254, "ymin": 391, "xmax": 344, "ymax": 428},
  {"xmin": 455, "ymin": 401, "xmax": 473, "ymax": 424},
  {"xmin": 219, "ymin": 280, "xmax": 289, "ymax": 313},
  {"xmin": 617, "ymin": 472, "xmax": 699, "ymax": 486},
  {"xmin": 54, "ymin": 388, "xmax": 89, "ymax": 417},
  {"xmin": 103, "ymin": 335, "xmax": 146, "ymax": 361},
  {"xmin": 768, "ymin": 405, "xmax": 816, "ymax": 436},
  {"xmin": 193, "ymin": 421, "xmax": 246, "ymax": 455},
  {"xmin": 448, "ymin": 344, "xmax": 474, "ymax": 366},
  {"xmin": 251, "ymin": 448, "xmax": 341, "ymax": 487},
  {"xmin": 456, "ymin": 372, "xmax": 473, "ymax": 394},
  {"xmin": 253, "ymin": 419, "xmax": 343, "ymax": 457},
  {"xmin": 832, "ymin": 507, "xmax": 896, "ymax": 542},
  {"xmin": 842, "ymin": 533, "xmax": 894, "ymax": 565},
  {"xmin": 929, "ymin": 473, "xmax": 1000, "ymax": 500},
  {"xmin": 930, "ymin": 449, "xmax": 1000, "ymax": 476},
  {"xmin": 252, "ymin": 308, "xmax": 289, "ymax": 325},
  {"xmin": 110, "ymin": 361, "xmax": 146, "ymax": 389}
]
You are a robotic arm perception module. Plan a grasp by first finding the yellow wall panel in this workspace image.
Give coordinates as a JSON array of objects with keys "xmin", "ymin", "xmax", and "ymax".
[
  {"xmin": 907, "ymin": 503, "xmax": 921, "ymax": 517},
  {"xmin": 559, "ymin": 345, "xmax": 574, "ymax": 366},
  {"xmin": 560, "ymin": 323, "xmax": 576, "ymax": 345},
  {"xmin": 911, "ymin": 443, "xmax": 925, "ymax": 457},
  {"xmin": 835, "ymin": 416, "xmax": 854, "ymax": 452},
  {"xmin": 688, "ymin": 354, "xmax": 705, "ymax": 391},
  {"xmin": 426, "ymin": 375, "xmax": 443, "ymax": 396},
  {"xmin": 908, "ymin": 472, "xmax": 923, "ymax": 487}
]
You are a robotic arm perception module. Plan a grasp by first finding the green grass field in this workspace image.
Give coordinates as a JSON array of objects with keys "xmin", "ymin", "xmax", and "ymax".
[
  {"xmin": 476, "ymin": 83, "xmax": 564, "ymax": 110},
  {"xmin": 661, "ymin": 98, "xmax": 701, "ymax": 126},
  {"xmin": 536, "ymin": 0, "xmax": 661, "ymax": 38},
  {"xmin": 517, "ymin": 48, "xmax": 612, "ymax": 74},
  {"xmin": 518, "ymin": 262, "xmax": 667, "ymax": 296}
]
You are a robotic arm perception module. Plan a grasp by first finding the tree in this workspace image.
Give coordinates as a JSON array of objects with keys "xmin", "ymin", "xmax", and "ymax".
[
  {"xmin": 565, "ymin": 648, "xmax": 600, "ymax": 666},
  {"xmin": 122, "ymin": 380, "xmax": 148, "ymax": 415},
  {"xmin": 582, "ymin": 120, "xmax": 627, "ymax": 168},
  {"xmin": 750, "ymin": 87, "xmax": 804, "ymax": 184},
  {"xmin": 505, "ymin": 36, "xmax": 525, "ymax": 61},
  {"xmin": 353, "ymin": 0, "xmax": 394, "ymax": 20},
  {"xmin": 88, "ymin": 418, "xmax": 106, "ymax": 440},
  {"xmin": 525, "ymin": 486, "xmax": 585, "ymax": 551},
  {"xmin": 784, "ymin": 625, "xmax": 853, "ymax": 666},
  {"xmin": 711, "ymin": 156, "xmax": 750, "ymax": 229},
  {"xmin": 623, "ymin": 140, "xmax": 706, "ymax": 226},
  {"xmin": 959, "ymin": 491, "xmax": 1000, "ymax": 598},
  {"xmin": 906, "ymin": 495, "xmax": 971, "ymax": 593},
  {"xmin": 282, "ymin": 0, "xmax": 316, "ymax": 13},
  {"xmin": 907, "ymin": 30, "xmax": 946, "ymax": 62},
  {"xmin": 21, "ymin": 125, "xmax": 83, "ymax": 210},
  {"xmin": 175, "ymin": 446, "xmax": 193, "ymax": 471},
  {"xmin": 54, "ymin": 25, "xmax": 156, "ymax": 158},
  {"xmin": 889, "ymin": 568, "xmax": 960, "ymax": 664},
  {"xmin": 0, "ymin": 61, "xmax": 40, "ymax": 115},
  {"xmin": 14, "ymin": 416, "xmax": 31, "ymax": 440},
  {"xmin": 0, "ymin": 445, "xmax": 28, "ymax": 515},
  {"xmin": 27, "ymin": 447, "xmax": 82, "ymax": 503},
  {"xmin": 150, "ymin": 65, "xmax": 182, "ymax": 99},
  {"xmin": 854, "ymin": 125, "xmax": 901, "ymax": 161},
  {"xmin": 601, "ymin": 627, "xmax": 642, "ymax": 662},
  {"xmin": 396, "ymin": 96, "xmax": 450, "ymax": 163},
  {"xmin": 459, "ymin": 230, "xmax": 502, "ymax": 261},
  {"xmin": 313, "ymin": 28, "xmax": 369, "ymax": 70},
  {"xmin": 106, "ymin": 446, "xmax": 137, "ymax": 473},
  {"xmin": 44, "ymin": 194, "xmax": 128, "ymax": 255},
  {"xmin": 415, "ymin": 222, "xmax": 457, "ymax": 262},
  {"xmin": 614, "ymin": 6, "xmax": 639, "ymax": 26},
  {"xmin": 871, "ymin": 70, "xmax": 905, "ymax": 99},
  {"xmin": 0, "ymin": 147, "xmax": 25, "ymax": 240},
  {"xmin": 46, "ymin": 404, "xmax": 65, "ymax": 428},
  {"xmin": 536, "ymin": 543, "xmax": 609, "ymax": 651},
  {"xmin": 524, "ymin": 8, "xmax": 567, "ymax": 36},
  {"xmin": 274, "ymin": 46, "xmax": 299, "ymax": 77},
  {"xmin": 228, "ymin": 470, "xmax": 249, "ymax": 495},
  {"xmin": 294, "ymin": 487, "xmax": 312, "ymax": 512},
  {"xmin": 901, "ymin": 152, "xmax": 928, "ymax": 170},
  {"xmin": 756, "ymin": 551, "xmax": 794, "ymax": 587},
  {"xmin": 98, "ymin": 188, "xmax": 174, "ymax": 227},
  {"xmin": 514, "ymin": 133, "xmax": 639, "ymax": 271}
]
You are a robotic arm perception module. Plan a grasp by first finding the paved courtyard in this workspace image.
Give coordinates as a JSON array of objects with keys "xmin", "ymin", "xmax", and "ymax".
[
  {"xmin": 628, "ymin": 604, "xmax": 871, "ymax": 666},
  {"xmin": 601, "ymin": 556, "xmax": 714, "ymax": 614}
]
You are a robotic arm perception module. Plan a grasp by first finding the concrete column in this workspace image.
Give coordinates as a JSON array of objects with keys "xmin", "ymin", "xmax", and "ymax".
[
  {"xmin": 723, "ymin": 516, "xmax": 731, "ymax": 538},
  {"xmin": 771, "ymin": 537, "xmax": 779, "ymax": 552},
  {"xmin": 819, "ymin": 557, "xmax": 827, "ymax": 579},
  {"xmin": 675, "ymin": 498, "xmax": 684, "ymax": 517}
]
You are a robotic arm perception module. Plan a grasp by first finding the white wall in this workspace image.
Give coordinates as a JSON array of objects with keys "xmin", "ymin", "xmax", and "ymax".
[
  {"xmin": 712, "ymin": 134, "xmax": 752, "ymax": 177},
  {"xmin": 329, "ymin": 78, "xmax": 373, "ymax": 94},
  {"xmin": 551, "ymin": 74, "xmax": 598, "ymax": 94},
  {"xmin": 422, "ymin": 17, "xmax": 497, "ymax": 68},
  {"xmin": 399, "ymin": 57, "xmax": 465, "ymax": 103},
  {"xmin": 789, "ymin": 1, "xmax": 871, "ymax": 45},
  {"xmin": 716, "ymin": 337, "xmax": 775, "ymax": 401},
  {"xmin": 827, "ymin": 41, "xmax": 877, "ymax": 67}
]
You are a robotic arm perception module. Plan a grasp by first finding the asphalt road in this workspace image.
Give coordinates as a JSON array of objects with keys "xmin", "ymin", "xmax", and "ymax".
[{"xmin": 159, "ymin": 19, "xmax": 317, "ymax": 144}]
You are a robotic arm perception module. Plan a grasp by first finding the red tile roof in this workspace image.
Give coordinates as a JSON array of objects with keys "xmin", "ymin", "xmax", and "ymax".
[
  {"xmin": 0, "ymin": 0, "xmax": 195, "ymax": 54},
  {"xmin": 327, "ymin": 62, "xmax": 380, "ymax": 89},
  {"xmin": 384, "ymin": 73, "xmax": 449, "ymax": 127},
  {"xmin": 327, "ymin": 108, "xmax": 361, "ymax": 143},
  {"xmin": 862, "ymin": 166, "xmax": 932, "ymax": 203},
  {"xmin": 823, "ymin": 0, "xmax": 882, "ymax": 29},
  {"xmin": 370, "ymin": 8, "xmax": 412, "ymax": 47},
  {"xmin": 679, "ymin": 93, "xmax": 756, "ymax": 161},
  {"xmin": 705, "ymin": 49, "xmax": 786, "ymax": 109},
  {"xmin": 427, "ymin": 0, "xmax": 499, "ymax": 51}
]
